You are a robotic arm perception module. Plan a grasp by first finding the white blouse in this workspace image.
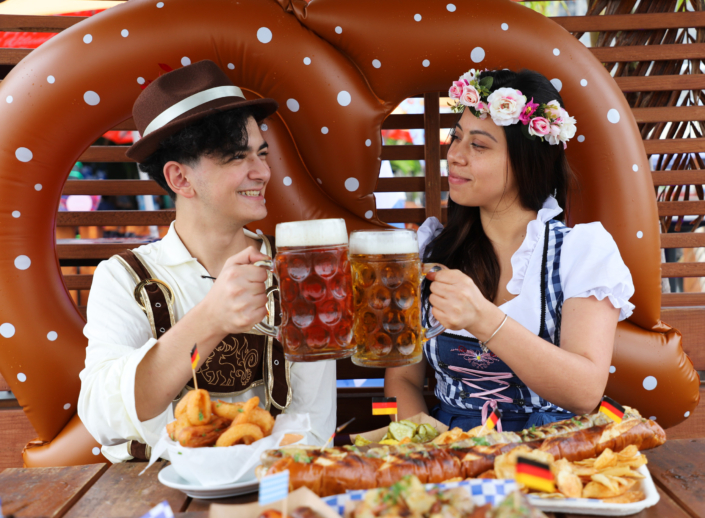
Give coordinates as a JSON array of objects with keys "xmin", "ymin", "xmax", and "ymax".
[{"xmin": 417, "ymin": 195, "xmax": 635, "ymax": 341}]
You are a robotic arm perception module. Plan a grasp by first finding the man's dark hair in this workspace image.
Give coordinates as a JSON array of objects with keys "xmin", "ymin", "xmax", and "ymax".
[{"xmin": 139, "ymin": 107, "xmax": 255, "ymax": 200}]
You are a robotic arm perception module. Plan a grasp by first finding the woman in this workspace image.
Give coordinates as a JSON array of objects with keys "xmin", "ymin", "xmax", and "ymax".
[{"xmin": 385, "ymin": 69, "xmax": 635, "ymax": 432}]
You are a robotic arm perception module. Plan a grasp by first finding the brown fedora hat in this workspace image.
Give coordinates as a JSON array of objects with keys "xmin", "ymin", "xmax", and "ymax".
[{"xmin": 126, "ymin": 60, "xmax": 278, "ymax": 163}]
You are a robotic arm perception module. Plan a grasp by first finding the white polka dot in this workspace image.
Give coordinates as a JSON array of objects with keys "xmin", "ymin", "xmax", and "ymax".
[
  {"xmin": 92, "ymin": 447, "xmax": 101, "ymax": 455},
  {"xmin": 12, "ymin": 211, "xmax": 20, "ymax": 218},
  {"xmin": 286, "ymin": 99, "xmax": 299, "ymax": 112},
  {"xmin": 345, "ymin": 178, "xmax": 360, "ymax": 192},
  {"xmin": 84, "ymin": 91, "xmax": 100, "ymax": 106},
  {"xmin": 365, "ymin": 139, "xmax": 372, "ymax": 147},
  {"xmin": 47, "ymin": 331, "xmax": 58, "ymax": 341},
  {"xmin": 47, "ymin": 75, "xmax": 55, "ymax": 84},
  {"xmin": 15, "ymin": 147, "xmax": 33, "ymax": 162},
  {"xmin": 643, "ymin": 376, "xmax": 657, "ymax": 391},
  {"xmin": 422, "ymin": 59, "xmax": 430, "ymax": 67},
  {"xmin": 550, "ymin": 78, "xmax": 562, "ymax": 92},
  {"xmin": 649, "ymin": 416, "xmax": 657, "ymax": 421},
  {"xmin": 317, "ymin": 178, "xmax": 322, "ymax": 184},
  {"xmin": 580, "ymin": 79, "xmax": 588, "ymax": 87},
  {"xmin": 6, "ymin": 95, "xmax": 13, "ymax": 103},
  {"xmin": 14, "ymin": 255, "xmax": 30, "ymax": 270},
  {"xmin": 335, "ymin": 26, "xmax": 343, "ymax": 34},
  {"xmin": 283, "ymin": 176, "xmax": 292, "ymax": 186},
  {"xmin": 256, "ymin": 229, "xmax": 263, "ymax": 235},
  {"xmin": 577, "ymin": 135, "xmax": 585, "ymax": 143},
  {"xmin": 303, "ymin": 57, "xmax": 311, "ymax": 65},
  {"xmin": 137, "ymin": 77, "xmax": 145, "ymax": 85},
  {"xmin": 372, "ymin": 59, "xmax": 381, "ymax": 69},
  {"xmin": 181, "ymin": 56, "xmax": 191, "ymax": 66},
  {"xmin": 257, "ymin": 27, "xmax": 273, "ymax": 44},
  {"xmin": 17, "ymin": 373, "xmax": 26, "ymax": 382},
  {"xmin": 321, "ymin": 127, "xmax": 329, "ymax": 134},
  {"xmin": 64, "ymin": 403, "xmax": 71, "ymax": 410},
  {"xmin": 337, "ymin": 91, "xmax": 352, "ymax": 106},
  {"xmin": 501, "ymin": 23, "xmax": 509, "ymax": 31},
  {"xmin": 260, "ymin": 123, "xmax": 268, "ymax": 132},
  {"xmin": 685, "ymin": 411, "xmax": 691, "ymax": 418},
  {"xmin": 632, "ymin": 164, "xmax": 639, "ymax": 172},
  {"xmin": 607, "ymin": 109, "xmax": 620, "ymax": 124},
  {"xmin": 156, "ymin": 2, "xmax": 164, "ymax": 7},
  {"xmin": 83, "ymin": 34, "xmax": 92, "ymax": 44},
  {"xmin": 471, "ymin": 47, "xmax": 485, "ymax": 63},
  {"xmin": 34, "ymin": 184, "xmax": 42, "ymax": 191},
  {"xmin": 447, "ymin": 3, "xmax": 456, "ymax": 12},
  {"xmin": 414, "ymin": 14, "xmax": 422, "ymax": 21},
  {"xmin": 637, "ymin": 231, "xmax": 644, "ymax": 239},
  {"xmin": 609, "ymin": 365, "xmax": 616, "ymax": 373},
  {"xmin": 0, "ymin": 323, "xmax": 15, "ymax": 338},
  {"xmin": 365, "ymin": 210, "xmax": 373, "ymax": 219},
  {"xmin": 553, "ymin": 48, "xmax": 560, "ymax": 56},
  {"xmin": 121, "ymin": 29, "xmax": 129, "ymax": 37},
  {"xmin": 227, "ymin": 63, "xmax": 235, "ymax": 70}
]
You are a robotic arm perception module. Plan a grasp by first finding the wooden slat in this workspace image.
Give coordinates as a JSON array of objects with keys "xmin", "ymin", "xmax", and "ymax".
[
  {"xmin": 78, "ymin": 146, "xmax": 132, "ymax": 163},
  {"xmin": 615, "ymin": 75, "xmax": 705, "ymax": 92},
  {"xmin": 662, "ymin": 292, "xmax": 705, "ymax": 306},
  {"xmin": 0, "ymin": 408, "xmax": 36, "ymax": 472},
  {"xmin": 377, "ymin": 207, "xmax": 425, "ymax": 223},
  {"xmin": 381, "ymin": 145, "xmax": 449, "ymax": 161},
  {"xmin": 424, "ymin": 93, "xmax": 442, "ymax": 221},
  {"xmin": 644, "ymin": 137, "xmax": 705, "ymax": 154},
  {"xmin": 652, "ymin": 171, "xmax": 705, "ymax": 186},
  {"xmin": 56, "ymin": 239, "xmax": 152, "ymax": 259},
  {"xmin": 0, "ymin": 14, "xmax": 84, "ymax": 32},
  {"xmin": 634, "ymin": 106, "xmax": 705, "ymax": 123},
  {"xmin": 62, "ymin": 180, "xmax": 166, "ymax": 196},
  {"xmin": 661, "ymin": 307, "xmax": 705, "ymax": 371},
  {"xmin": 660, "ymin": 232, "xmax": 705, "ymax": 249},
  {"xmin": 647, "ymin": 439, "xmax": 705, "ymax": 514},
  {"xmin": 657, "ymin": 201, "xmax": 705, "ymax": 217},
  {"xmin": 661, "ymin": 262, "xmax": 705, "ymax": 278},
  {"xmin": 553, "ymin": 11, "xmax": 705, "ymax": 32},
  {"xmin": 590, "ymin": 43, "xmax": 705, "ymax": 63},
  {"xmin": 63, "ymin": 275, "xmax": 94, "ymax": 290},
  {"xmin": 661, "ymin": 387, "xmax": 705, "ymax": 440},
  {"xmin": 0, "ymin": 48, "xmax": 32, "ymax": 65},
  {"xmin": 56, "ymin": 210, "xmax": 175, "ymax": 226}
]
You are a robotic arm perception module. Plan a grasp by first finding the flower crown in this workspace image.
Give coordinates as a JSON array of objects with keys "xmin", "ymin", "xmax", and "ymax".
[{"xmin": 448, "ymin": 69, "xmax": 577, "ymax": 147}]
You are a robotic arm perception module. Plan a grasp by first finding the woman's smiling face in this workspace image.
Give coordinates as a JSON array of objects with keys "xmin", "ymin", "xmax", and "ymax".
[{"xmin": 446, "ymin": 108, "xmax": 518, "ymax": 209}]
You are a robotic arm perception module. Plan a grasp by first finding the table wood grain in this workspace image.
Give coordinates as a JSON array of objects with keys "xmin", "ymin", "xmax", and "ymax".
[{"xmin": 0, "ymin": 464, "xmax": 108, "ymax": 518}]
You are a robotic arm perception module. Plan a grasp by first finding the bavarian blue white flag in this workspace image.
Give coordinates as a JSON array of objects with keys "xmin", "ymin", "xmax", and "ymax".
[
  {"xmin": 259, "ymin": 470, "xmax": 290, "ymax": 505},
  {"xmin": 139, "ymin": 500, "xmax": 174, "ymax": 518}
]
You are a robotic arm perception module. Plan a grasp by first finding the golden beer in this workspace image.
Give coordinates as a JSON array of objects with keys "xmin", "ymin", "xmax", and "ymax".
[{"xmin": 349, "ymin": 230, "xmax": 443, "ymax": 368}]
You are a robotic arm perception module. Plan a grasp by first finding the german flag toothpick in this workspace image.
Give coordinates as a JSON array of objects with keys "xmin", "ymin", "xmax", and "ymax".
[
  {"xmin": 482, "ymin": 408, "xmax": 502, "ymax": 433},
  {"xmin": 599, "ymin": 395, "xmax": 625, "ymax": 423},
  {"xmin": 515, "ymin": 456, "xmax": 556, "ymax": 493},
  {"xmin": 372, "ymin": 397, "xmax": 397, "ymax": 419},
  {"xmin": 190, "ymin": 344, "xmax": 200, "ymax": 390}
]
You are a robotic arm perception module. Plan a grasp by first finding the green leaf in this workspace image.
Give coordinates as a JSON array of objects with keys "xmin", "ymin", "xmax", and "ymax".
[
  {"xmin": 521, "ymin": 124, "xmax": 536, "ymax": 140},
  {"xmin": 480, "ymin": 76, "xmax": 494, "ymax": 90}
]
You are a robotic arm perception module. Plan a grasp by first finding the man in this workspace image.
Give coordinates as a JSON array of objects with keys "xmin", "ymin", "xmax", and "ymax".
[{"xmin": 78, "ymin": 60, "xmax": 336, "ymax": 462}]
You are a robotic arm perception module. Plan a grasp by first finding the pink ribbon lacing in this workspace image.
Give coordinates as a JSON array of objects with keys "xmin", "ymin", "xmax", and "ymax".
[{"xmin": 448, "ymin": 365, "xmax": 515, "ymax": 433}]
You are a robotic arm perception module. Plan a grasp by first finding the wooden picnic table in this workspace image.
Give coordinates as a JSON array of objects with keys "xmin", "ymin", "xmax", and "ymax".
[{"xmin": 0, "ymin": 439, "xmax": 702, "ymax": 518}]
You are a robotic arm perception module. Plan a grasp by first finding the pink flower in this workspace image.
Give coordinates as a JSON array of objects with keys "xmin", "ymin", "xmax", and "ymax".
[
  {"xmin": 460, "ymin": 85, "xmax": 481, "ymax": 107},
  {"xmin": 449, "ymin": 81, "xmax": 464, "ymax": 100},
  {"xmin": 519, "ymin": 97, "xmax": 539, "ymax": 125},
  {"xmin": 528, "ymin": 117, "xmax": 551, "ymax": 137}
]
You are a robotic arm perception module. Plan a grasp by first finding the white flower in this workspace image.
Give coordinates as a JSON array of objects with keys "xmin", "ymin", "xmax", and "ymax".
[
  {"xmin": 544, "ymin": 100, "xmax": 562, "ymax": 120},
  {"xmin": 486, "ymin": 88, "xmax": 526, "ymax": 126},
  {"xmin": 461, "ymin": 69, "xmax": 477, "ymax": 82},
  {"xmin": 558, "ymin": 114, "xmax": 577, "ymax": 142}
]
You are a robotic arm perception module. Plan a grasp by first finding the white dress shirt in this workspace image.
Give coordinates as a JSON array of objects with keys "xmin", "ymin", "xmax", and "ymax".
[{"xmin": 78, "ymin": 222, "xmax": 337, "ymax": 463}]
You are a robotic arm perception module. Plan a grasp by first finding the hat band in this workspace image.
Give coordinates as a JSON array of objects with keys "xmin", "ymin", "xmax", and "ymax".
[{"xmin": 143, "ymin": 85, "xmax": 245, "ymax": 136}]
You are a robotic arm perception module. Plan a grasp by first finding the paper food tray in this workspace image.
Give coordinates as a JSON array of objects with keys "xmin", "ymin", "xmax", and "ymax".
[
  {"xmin": 210, "ymin": 486, "xmax": 339, "ymax": 518},
  {"xmin": 349, "ymin": 412, "xmax": 448, "ymax": 443},
  {"xmin": 528, "ymin": 464, "xmax": 659, "ymax": 516}
]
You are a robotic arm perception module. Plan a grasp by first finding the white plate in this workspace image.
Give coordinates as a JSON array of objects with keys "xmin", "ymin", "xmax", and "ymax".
[
  {"xmin": 158, "ymin": 464, "xmax": 259, "ymax": 499},
  {"xmin": 528, "ymin": 464, "xmax": 660, "ymax": 516}
]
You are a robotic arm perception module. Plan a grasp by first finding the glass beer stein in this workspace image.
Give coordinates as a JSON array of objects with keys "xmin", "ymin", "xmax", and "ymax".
[
  {"xmin": 255, "ymin": 219, "xmax": 354, "ymax": 362},
  {"xmin": 349, "ymin": 229, "xmax": 444, "ymax": 368}
]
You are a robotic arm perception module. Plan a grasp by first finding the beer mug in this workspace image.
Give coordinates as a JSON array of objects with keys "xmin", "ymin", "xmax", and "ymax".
[
  {"xmin": 349, "ymin": 229, "xmax": 444, "ymax": 368},
  {"xmin": 255, "ymin": 219, "xmax": 354, "ymax": 362}
]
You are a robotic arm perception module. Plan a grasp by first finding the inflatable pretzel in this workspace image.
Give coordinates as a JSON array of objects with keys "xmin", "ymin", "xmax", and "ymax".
[{"xmin": 0, "ymin": 0, "xmax": 698, "ymax": 467}]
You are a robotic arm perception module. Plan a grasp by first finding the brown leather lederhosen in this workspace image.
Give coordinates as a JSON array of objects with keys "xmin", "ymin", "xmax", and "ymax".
[{"xmin": 114, "ymin": 234, "xmax": 291, "ymax": 460}]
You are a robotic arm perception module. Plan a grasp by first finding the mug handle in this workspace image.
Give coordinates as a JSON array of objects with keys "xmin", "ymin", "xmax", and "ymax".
[
  {"xmin": 253, "ymin": 260, "xmax": 281, "ymax": 338},
  {"xmin": 420, "ymin": 263, "xmax": 445, "ymax": 341}
]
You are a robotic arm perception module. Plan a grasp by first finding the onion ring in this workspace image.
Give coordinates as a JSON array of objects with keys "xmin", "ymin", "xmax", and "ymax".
[
  {"xmin": 177, "ymin": 416, "xmax": 231, "ymax": 448},
  {"xmin": 212, "ymin": 400, "xmax": 245, "ymax": 421},
  {"xmin": 186, "ymin": 389, "xmax": 212, "ymax": 426},
  {"xmin": 175, "ymin": 390, "xmax": 194, "ymax": 419},
  {"xmin": 233, "ymin": 396, "xmax": 259, "ymax": 426},
  {"xmin": 216, "ymin": 423, "xmax": 264, "ymax": 447},
  {"xmin": 248, "ymin": 407, "xmax": 275, "ymax": 436}
]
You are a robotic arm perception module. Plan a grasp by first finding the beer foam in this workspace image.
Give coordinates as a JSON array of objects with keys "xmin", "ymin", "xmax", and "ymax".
[
  {"xmin": 275, "ymin": 218, "xmax": 348, "ymax": 247},
  {"xmin": 349, "ymin": 230, "xmax": 419, "ymax": 255}
]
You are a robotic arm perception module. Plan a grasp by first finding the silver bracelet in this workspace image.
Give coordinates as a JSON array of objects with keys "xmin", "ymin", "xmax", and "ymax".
[{"xmin": 479, "ymin": 314, "xmax": 508, "ymax": 353}]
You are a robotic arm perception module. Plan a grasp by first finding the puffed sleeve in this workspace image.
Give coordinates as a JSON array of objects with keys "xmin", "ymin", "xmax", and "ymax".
[
  {"xmin": 418, "ymin": 217, "xmax": 444, "ymax": 260},
  {"xmin": 78, "ymin": 257, "xmax": 169, "ymax": 452},
  {"xmin": 559, "ymin": 222, "xmax": 635, "ymax": 321}
]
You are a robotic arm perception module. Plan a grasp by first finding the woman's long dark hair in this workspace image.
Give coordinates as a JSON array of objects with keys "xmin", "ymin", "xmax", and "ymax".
[{"xmin": 422, "ymin": 69, "xmax": 575, "ymax": 308}]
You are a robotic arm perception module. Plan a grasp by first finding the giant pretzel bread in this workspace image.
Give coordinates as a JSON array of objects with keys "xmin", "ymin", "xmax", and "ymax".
[{"xmin": 0, "ymin": 0, "xmax": 698, "ymax": 467}]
